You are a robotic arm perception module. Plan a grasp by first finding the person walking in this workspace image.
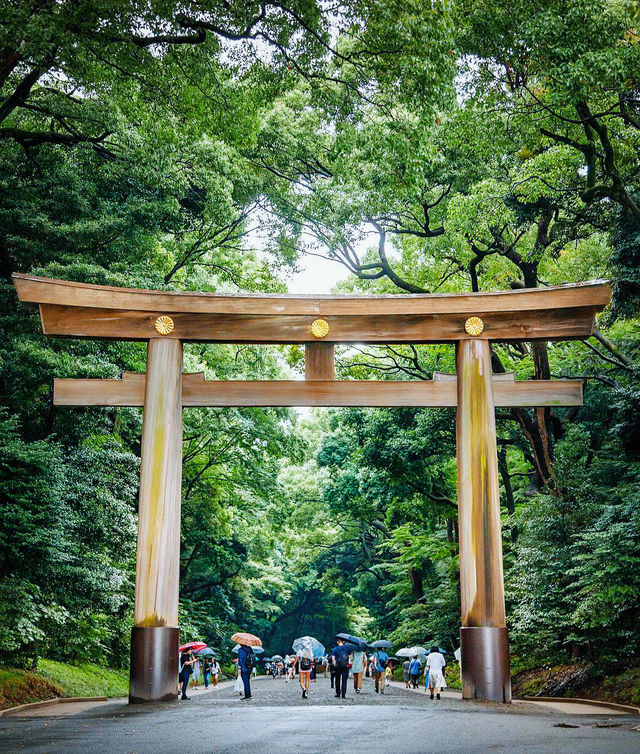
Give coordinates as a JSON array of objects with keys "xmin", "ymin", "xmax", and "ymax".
[
  {"xmin": 352, "ymin": 648, "xmax": 365, "ymax": 694},
  {"xmin": 403, "ymin": 658, "xmax": 411, "ymax": 688},
  {"xmin": 210, "ymin": 657, "xmax": 221, "ymax": 687},
  {"xmin": 178, "ymin": 650, "xmax": 195, "ymax": 700},
  {"xmin": 297, "ymin": 648, "xmax": 313, "ymax": 699},
  {"xmin": 203, "ymin": 657, "xmax": 212, "ymax": 689},
  {"xmin": 385, "ymin": 663, "xmax": 393, "ymax": 690},
  {"xmin": 425, "ymin": 646, "xmax": 447, "ymax": 700},
  {"xmin": 237, "ymin": 643, "xmax": 255, "ymax": 700},
  {"xmin": 409, "ymin": 655, "xmax": 421, "ymax": 689},
  {"xmin": 191, "ymin": 656, "xmax": 201, "ymax": 689},
  {"xmin": 371, "ymin": 647, "xmax": 389, "ymax": 694},
  {"xmin": 331, "ymin": 637, "xmax": 351, "ymax": 699},
  {"xmin": 329, "ymin": 655, "xmax": 336, "ymax": 690}
]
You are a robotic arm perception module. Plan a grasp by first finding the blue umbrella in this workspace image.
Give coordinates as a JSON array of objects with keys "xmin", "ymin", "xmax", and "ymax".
[
  {"xmin": 335, "ymin": 633, "xmax": 368, "ymax": 651},
  {"xmin": 196, "ymin": 647, "xmax": 216, "ymax": 657}
]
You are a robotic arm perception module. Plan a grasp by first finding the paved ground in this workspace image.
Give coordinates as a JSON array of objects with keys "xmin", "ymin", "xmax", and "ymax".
[{"xmin": 1, "ymin": 676, "xmax": 638, "ymax": 753}]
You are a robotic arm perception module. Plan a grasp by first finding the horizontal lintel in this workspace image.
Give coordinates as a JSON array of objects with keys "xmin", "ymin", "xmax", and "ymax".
[{"xmin": 53, "ymin": 373, "xmax": 583, "ymax": 408}]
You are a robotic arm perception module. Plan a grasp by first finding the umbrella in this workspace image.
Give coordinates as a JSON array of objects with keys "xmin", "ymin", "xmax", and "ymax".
[
  {"xmin": 195, "ymin": 647, "xmax": 216, "ymax": 656},
  {"xmin": 335, "ymin": 633, "xmax": 368, "ymax": 651},
  {"xmin": 292, "ymin": 636, "xmax": 326, "ymax": 659},
  {"xmin": 232, "ymin": 644, "xmax": 264, "ymax": 654},
  {"xmin": 179, "ymin": 642, "xmax": 207, "ymax": 652},
  {"xmin": 387, "ymin": 656, "xmax": 402, "ymax": 666},
  {"xmin": 368, "ymin": 640, "xmax": 393, "ymax": 649},
  {"xmin": 396, "ymin": 646, "xmax": 428, "ymax": 657},
  {"xmin": 231, "ymin": 631, "xmax": 262, "ymax": 647},
  {"xmin": 271, "ymin": 654, "xmax": 283, "ymax": 661}
]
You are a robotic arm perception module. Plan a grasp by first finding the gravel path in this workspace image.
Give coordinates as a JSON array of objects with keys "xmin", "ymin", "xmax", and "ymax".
[{"xmin": 197, "ymin": 674, "xmax": 451, "ymax": 708}]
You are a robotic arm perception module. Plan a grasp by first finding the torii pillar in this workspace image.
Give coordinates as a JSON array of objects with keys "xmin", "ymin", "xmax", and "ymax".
[
  {"xmin": 457, "ymin": 337, "xmax": 510, "ymax": 702},
  {"xmin": 129, "ymin": 337, "xmax": 183, "ymax": 703}
]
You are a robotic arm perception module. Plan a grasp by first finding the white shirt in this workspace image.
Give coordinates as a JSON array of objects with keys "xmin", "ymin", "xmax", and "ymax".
[{"xmin": 426, "ymin": 652, "xmax": 446, "ymax": 673}]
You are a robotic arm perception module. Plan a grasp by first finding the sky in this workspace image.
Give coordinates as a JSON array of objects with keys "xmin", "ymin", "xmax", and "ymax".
[{"xmin": 285, "ymin": 252, "xmax": 350, "ymax": 294}]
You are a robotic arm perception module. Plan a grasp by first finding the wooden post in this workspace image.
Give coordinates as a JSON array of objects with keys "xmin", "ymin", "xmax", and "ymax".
[
  {"xmin": 129, "ymin": 337, "xmax": 183, "ymax": 703},
  {"xmin": 456, "ymin": 338, "xmax": 511, "ymax": 703},
  {"xmin": 305, "ymin": 343, "xmax": 335, "ymax": 380}
]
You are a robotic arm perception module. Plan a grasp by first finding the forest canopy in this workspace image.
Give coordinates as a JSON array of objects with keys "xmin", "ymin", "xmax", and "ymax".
[{"xmin": 1, "ymin": 0, "xmax": 639, "ymax": 687}]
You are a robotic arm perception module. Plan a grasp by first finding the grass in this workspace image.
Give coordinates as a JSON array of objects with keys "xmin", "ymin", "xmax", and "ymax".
[
  {"xmin": 38, "ymin": 660, "xmax": 129, "ymax": 699},
  {"xmin": 512, "ymin": 663, "xmax": 640, "ymax": 706},
  {"xmin": 0, "ymin": 661, "xmax": 129, "ymax": 710}
]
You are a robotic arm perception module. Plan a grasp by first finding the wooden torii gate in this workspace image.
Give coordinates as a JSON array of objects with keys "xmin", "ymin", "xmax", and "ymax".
[{"xmin": 13, "ymin": 274, "xmax": 610, "ymax": 704}]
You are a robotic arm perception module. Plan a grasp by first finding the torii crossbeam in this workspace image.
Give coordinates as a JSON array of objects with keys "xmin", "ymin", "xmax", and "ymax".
[{"xmin": 13, "ymin": 274, "xmax": 610, "ymax": 705}]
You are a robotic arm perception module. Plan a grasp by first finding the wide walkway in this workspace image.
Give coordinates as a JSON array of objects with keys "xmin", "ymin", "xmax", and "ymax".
[{"xmin": 1, "ymin": 676, "xmax": 638, "ymax": 753}]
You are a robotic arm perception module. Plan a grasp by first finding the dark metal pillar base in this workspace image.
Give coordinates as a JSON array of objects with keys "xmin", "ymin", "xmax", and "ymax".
[
  {"xmin": 460, "ymin": 626, "xmax": 511, "ymax": 703},
  {"xmin": 129, "ymin": 626, "xmax": 179, "ymax": 704}
]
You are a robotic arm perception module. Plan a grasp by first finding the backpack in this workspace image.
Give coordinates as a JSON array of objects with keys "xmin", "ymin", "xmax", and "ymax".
[
  {"xmin": 376, "ymin": 653, "xmax": 387, "ymax": 669},
  {"xmin": 335, "ymin": 648, "xmax": 350, "ymax": 669},
  {"xmin": 243, "ymin": 647, "xmax": 256, "ymax": 670},
  {"xmin": 300, "ymin": 656, "xmax": 312, "ymax": 671}
]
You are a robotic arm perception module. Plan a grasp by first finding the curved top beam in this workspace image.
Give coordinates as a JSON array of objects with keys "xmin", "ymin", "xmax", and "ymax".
[
  {"xmin": 12, "ymin": 274, "xmax": 611, "ymax": 343},
  {"xmin": 13, "ymin": 274, "xmax": 610, "ymax": 316}
]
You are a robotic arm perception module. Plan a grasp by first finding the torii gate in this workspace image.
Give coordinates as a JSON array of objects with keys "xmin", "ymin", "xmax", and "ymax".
[{"xmin": 13, "ymin": 274, "xmax": 610, "ymax": 704}]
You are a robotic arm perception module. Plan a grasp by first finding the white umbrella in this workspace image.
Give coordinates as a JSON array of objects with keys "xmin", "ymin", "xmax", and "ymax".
[{"xmin": 396, "ymin": 646, "xmax": 428, "ymax": 658}]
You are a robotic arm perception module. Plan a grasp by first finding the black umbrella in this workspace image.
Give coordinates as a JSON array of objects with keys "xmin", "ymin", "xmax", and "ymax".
[
  {"xmin": 368, "ymin": 640, "xmax": 393, "ymax": 649},
  {"xmin": 335, "ymin": 633, "xmax": 368, "ymax": 651}
]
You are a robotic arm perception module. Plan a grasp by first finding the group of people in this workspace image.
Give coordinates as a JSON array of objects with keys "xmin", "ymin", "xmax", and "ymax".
[
  {"xmin": 330, "ymin": 639, "xmax": 447, "ymax": 700},
  {"xmin": 178, "ymin": 650, "xmax": 221, "ymax": 700},
  {"xmin": 402, "ymin": 647, "xmax": 447, "ymax": 699},
  {"xmin": 179, "ymin": 639, "xmax": 448, "ymax": 703}
]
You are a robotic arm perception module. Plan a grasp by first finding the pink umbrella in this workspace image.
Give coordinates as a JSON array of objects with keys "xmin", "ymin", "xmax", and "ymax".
[{"xmin": 179, "ymin": 641, "xmax": 207, "ymax": 652}]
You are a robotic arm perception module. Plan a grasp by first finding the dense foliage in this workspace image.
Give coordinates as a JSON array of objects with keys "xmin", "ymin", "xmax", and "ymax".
[{"xmin": 0, "ymin": 0, "xmax": 638, "ymax": 682}]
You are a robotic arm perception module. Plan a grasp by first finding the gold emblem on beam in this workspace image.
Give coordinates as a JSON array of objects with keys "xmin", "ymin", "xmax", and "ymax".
[
  {"xmin": 464, "ymin": 316, "xmax": 484, "ymax": 336},
  {"xmin": 154, "ymin": 315, "xmax": 175, "ymax": 336},
  {"xmin": 310, "ymin": 319, "xmax": 329, "ymax": 338}
]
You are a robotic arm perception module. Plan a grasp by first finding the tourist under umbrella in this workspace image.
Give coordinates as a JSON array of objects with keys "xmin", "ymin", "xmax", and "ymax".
[
  {"xmin": 370, "ymin": 641, "xmax": 391, "ymax": 694},
  {"xmin": 231, "ymin": 632, "xmax": 262, "ymax": 700},
  {"xmin": 295, "ymin": 645, "xmax": 314, "ymax": 699}
]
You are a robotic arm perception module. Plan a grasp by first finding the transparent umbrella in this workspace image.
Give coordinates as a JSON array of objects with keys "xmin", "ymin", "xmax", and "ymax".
[
  {"xmin": 396, "ymin": 646, "xmax": 428, "ymax": 657},
  {"xmin": 292, "ymin": 636, "xmax": 325, "ymax": 659}
]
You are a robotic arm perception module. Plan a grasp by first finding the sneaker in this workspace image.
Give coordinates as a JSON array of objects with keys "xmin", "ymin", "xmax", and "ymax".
[
  {"xmin": 335, "ymin": 694, "xmax": 340, "ymax": 698},
  {"xmin": 181, "ymin": 695, "xmax": 190, "ymax": 700},
  {"xmin": 241, "ymin": 696, "xmax": 252, "ymax": 701},
  {"xmin": 436, "ymin": 693, "xmax": 441, "ymax": 700},
  {"xmin": 342, "ymin": 695, "xmax": 346, "ymax": 699},
  {"xmin": 430, "ymin": 693, "xmax": 434, "ymax": 700}
]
